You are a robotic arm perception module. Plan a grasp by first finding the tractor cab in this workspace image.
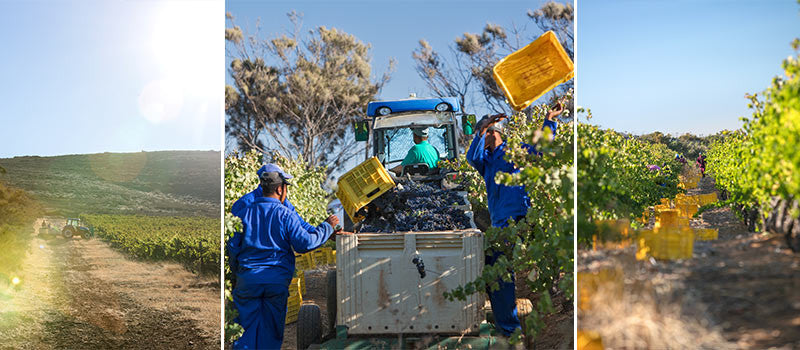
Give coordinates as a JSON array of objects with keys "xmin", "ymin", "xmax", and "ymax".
[{"xmin": 355, "ymin": 107, "xmax": 475, "ymax": 186}]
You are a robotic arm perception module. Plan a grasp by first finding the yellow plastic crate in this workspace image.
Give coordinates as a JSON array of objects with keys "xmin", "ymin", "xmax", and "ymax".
[
  {"xmin": 577, "ymin": 267, "xmax": 623, "ymax": 311},
  {"xmin": 676, "ymin": 203, "xmax": 699, "ymax": 218},
  {"xmin": 300, "ymin": 273, "xmax": 306, "ymax": 295},
  {"xmin": 492, "ymin": 31, "xmax": 574, "ymax": 111},
  {"xmin": 311, "ymin": 249, "xmax": 328, "ymax": 266},
  {"xmin": 699, "ymin": 193, "xmax": 718, "ymax": 205},
  {"xmin": 286, "ymin": 308, "xmax": 299, "ymax": 324},
  {"xmin": 695, "ymin": 228, "xmax": 718, "ymax": 241},
  {"xmin": 578, "ymin": 330, "xmax": 604, "ymax": 350},
  {"xmin": 646, "ymin": 228, "xmax": 694, "ymax": 260},
  {"xmin": 654, "ymin": 204, "xmax": 670, "ymax": 211},
  {"xmin": 287, "ymin": 298, "xmax": 301, "ymax": 309},
  {"xmin": 660, "ymin": 198, "xmax": 671, "ymax": 206},
  {"xmin": 655, "ymin": 209, "xmax": 680, "ymax": 230},
  {"xmin": 289, "ymin": 277, "xmax": 302, "ymax": 297},
  {"xmin": 295, "ymin": 253, "xmax": 313, "ymax": 271},
  {"xmin": 329, "ymin": 250, "xmax": 336, "ymax": 265},
  {"xmin": 336, "ymin": 157, "xmax": 396, "ymax": 223}
]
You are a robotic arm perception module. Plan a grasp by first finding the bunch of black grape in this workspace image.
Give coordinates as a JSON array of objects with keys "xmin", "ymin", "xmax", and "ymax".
[{"xmin": 358, "ymin": 179, "xmax": 472, "ymax": 233}]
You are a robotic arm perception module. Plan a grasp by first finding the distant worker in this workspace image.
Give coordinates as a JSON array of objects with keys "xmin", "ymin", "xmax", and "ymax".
[
  {"xmin": 228, "ymin": 167, "xmax": 346, "ymax": 350},
  {"xmin": 390, "ymin": 127, "xmax": 440, "ymax": 175},
  {"xmin": 465, "ymin": 104, "xmax": 564, "ymax": 338},
  {"xmin": 696, "ymin": 153, "xmax": 707, "ymax": 178}
]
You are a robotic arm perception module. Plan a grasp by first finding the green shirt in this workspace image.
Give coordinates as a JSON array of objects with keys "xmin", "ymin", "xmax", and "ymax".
[{"xmin": 401, "ymin": 140, "xmax": 440, "ymax": 169}]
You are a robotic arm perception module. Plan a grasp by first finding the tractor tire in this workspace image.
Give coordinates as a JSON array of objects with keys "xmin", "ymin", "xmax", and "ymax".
[
  {"xmin": 326, "ymin": 270, "xmax": 337, "ymax": 334},
  {"xmin": 297, "ymin": 303, "xmax": 322, "ymax": 350},
  {"xmin": 62, "ymin": 228, "xmax": 74, "ymax": 239},
  {"xmin": 80, "ymin": 229, "xmax": 90, "ymax": 239}
]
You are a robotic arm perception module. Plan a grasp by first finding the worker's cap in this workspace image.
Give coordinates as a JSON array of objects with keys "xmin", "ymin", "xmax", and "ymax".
[
  {"xmin": 412, "ymin": 127, "xmax": 429, "ymax": 138},
  {"xmin": 257, "ymin": 164, "xmax": 294, "ymax": 186}
]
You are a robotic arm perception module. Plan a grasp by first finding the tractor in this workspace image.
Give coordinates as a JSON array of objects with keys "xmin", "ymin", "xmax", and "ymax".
[
  {"xmin": 61, "ymin": 218, "xmax": 92, "ymax": 239},
  {"xmin": 343, "ymin": 98, "xmax": 478, "ymax": 232}
]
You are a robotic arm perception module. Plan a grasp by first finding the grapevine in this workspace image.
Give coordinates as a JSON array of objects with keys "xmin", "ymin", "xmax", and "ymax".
[{"xmin": 82, "ymin": 214, "xmax": 220, "ymax": 273}]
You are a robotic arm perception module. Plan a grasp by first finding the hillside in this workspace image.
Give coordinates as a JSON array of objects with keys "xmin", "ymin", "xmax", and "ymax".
[{"xmin": 0, "ymin": 151, "xmax": 220, "ymax": 217}]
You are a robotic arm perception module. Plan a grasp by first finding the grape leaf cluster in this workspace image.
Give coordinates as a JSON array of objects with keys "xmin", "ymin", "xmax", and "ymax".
[{"xmin": 359, "ymin": 179, "xmax": 472, "ymax": 232}]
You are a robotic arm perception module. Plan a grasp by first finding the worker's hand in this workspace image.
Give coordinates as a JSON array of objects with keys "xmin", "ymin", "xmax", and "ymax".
[
  {"xmin": 489, "ymin": 113, "xmax": 507, "ymax": 123},
  {"xmin": 325, "ymin": 215, "xmax": 340, "ymax": 228},
  {"xmin": 547, "ymin": 103, "xmax": 564, "ymax": 121},
  {"xmin": 329, "ymin": 230, "xmax": 352, "ymax": 241},
  {"xmin": 477, "ymin": 113, "xmax": 506, "ymax": 135}
]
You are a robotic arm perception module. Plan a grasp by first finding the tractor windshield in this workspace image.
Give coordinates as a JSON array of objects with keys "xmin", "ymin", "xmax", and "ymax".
[{"xmin": 381, "ymin": 126, "xmax": 453, "ymax": 165}]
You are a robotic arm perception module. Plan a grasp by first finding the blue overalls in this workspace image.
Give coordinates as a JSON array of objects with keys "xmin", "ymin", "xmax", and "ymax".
[
  {"xmin": 228, "ymin": 197, "xmax": 333, "ymax": 349},
  {"xmin": 465, "ymin": 119, "xmax": 557, "ymax": 336}
]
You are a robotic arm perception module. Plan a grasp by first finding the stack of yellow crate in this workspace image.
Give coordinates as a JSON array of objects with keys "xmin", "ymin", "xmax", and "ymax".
[
  {"xmin": 295, "ymin": 253, "xmax": 313, "ymax": 270},
  {"xmin": 694, "ymin": 228, "xmax": 719, "ymax": 241},
  {"xmin": 285, "ymin": 276, "xmax": 303, "ymax": 324},
  {"xmin": 699, "ymin": 193, "xmax": 718, "ymax": 205},
  {"xmin": 649, "ymin": 227, "xmax": 694, "ymax": 260},
  {"xmin": 675, "ymin": 203, "xmax": 699, "ymax": 218},
  {"xmin": 311, "ymin": 249, "xmax": 327, "ymax": 266},
  {"xmin": 636, "ymin": 209, "xmax": 694, "ymax": 260}
]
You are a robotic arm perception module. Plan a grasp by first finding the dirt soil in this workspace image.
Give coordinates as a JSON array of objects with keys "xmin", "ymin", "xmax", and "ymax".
[
  {"xmin": 0, "ymin": 227, "xmax": 220, "ymax": 350},
  {"xmin": 579, "ymin": 176, "xmax": 800, "ymax": 349}
]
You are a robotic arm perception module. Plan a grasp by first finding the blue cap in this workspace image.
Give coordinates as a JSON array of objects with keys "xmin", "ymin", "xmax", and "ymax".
[{"xmin": 257, "ymin": 163, "xmax": 294, "ymax": 185}]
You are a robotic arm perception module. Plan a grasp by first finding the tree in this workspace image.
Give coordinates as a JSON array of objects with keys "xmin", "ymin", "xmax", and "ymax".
[
  {"xmin": 412, "ymin": 1, "xmax": 573, "ymax": 116},
  {"xmin": 225, "ymin": 12, "xmax": 394, "ymax": 173}
]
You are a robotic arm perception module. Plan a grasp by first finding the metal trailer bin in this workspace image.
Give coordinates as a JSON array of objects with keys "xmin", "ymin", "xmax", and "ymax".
[
  {"xmin": 299, "ymin": 229, "xmax": 505, "ymax": 349},
  {"xmin": 337, "ymin": 230, "xmax": 485, "ymax": 334}
]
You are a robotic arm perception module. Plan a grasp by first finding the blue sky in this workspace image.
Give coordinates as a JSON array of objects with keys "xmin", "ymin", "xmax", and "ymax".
[
  {"xmin": 578, "ymin": 0, "xmax": 799, "ymax": 136},
  {"xmin": 0, "ymin": 0, "xmax": 223, "ymax": 158},
  {"xmin": 224, "ymin": 0, "xmax": 569, "ymax": 152}
]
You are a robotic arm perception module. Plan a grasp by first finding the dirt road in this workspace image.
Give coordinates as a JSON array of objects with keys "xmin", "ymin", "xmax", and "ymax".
[
  {"xmin": 0, "ymin": 231, "xmax": 220, "ymax": 349},
  {"xmin": 579, "ymin": 177, "xmax": 800, "ymax": 349}
]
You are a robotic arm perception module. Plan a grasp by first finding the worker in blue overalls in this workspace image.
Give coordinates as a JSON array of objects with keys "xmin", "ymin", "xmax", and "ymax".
[
  {"xmin": 465, "ymin": 105, "xmax": 563, "ymax": 337},
  {"xmin": 228, "ymin": 164, "xmax": 341, "ymax": 349},
  {"xmin": 228, "ymin": 164, "xmax": 320, "ymax": 283}
]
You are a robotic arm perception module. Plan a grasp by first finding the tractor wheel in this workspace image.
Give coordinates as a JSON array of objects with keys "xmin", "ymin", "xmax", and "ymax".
[
  {"xmin": 80, "ymin": 229, "xmax": 90, "ymax": 239},
  {"xmin": 62, "ymin": 228, "xmax": 74, "ymax": 239},
  {"xmin": 297, "ymin": 303, "xmax": 322, "ymax": 350},
  {"xmin": 326, "ymin": 270, "xmax": 337, "ymax": 334}
]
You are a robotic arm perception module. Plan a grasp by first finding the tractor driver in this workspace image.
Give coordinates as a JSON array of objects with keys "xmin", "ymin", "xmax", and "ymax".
[
  {"xmin": 389, "ymin": 127, "xmax": 441, "ymax": 175},
  {"xmin": 228, "ymin": 167, "xmax": 346, "ymax": 349}
]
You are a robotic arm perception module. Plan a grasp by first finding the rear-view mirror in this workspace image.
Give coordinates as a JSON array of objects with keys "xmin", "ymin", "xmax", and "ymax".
[
  {"xmin": 462, "ymin": 114, "xmax": 476, "ymax": 135},
  {"xmin": 354, "ymin": 121, "xmax": 369, "ymax": 141}
]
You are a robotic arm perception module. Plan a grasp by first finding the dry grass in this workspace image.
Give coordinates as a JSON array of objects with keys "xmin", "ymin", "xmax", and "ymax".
[{"xmin": 579, "ymin": 251, "xmax": 736, "ymax": 349}]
